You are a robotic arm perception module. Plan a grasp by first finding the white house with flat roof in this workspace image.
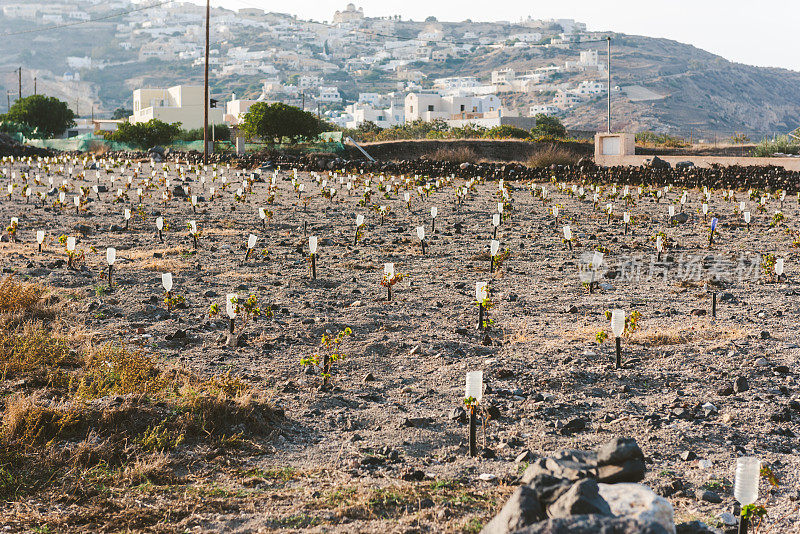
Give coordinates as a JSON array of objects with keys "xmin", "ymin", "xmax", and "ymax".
[
  {"xmin": 405, "ymin": 93, "xmax": 502, "ymax": 122},
  {"xmin": 317, "ymin": 86, "xmax": 342, "ymax": 104},
  {"xmin": 131, "ymin": 85, "xmax": 224, "ymax": 130}
]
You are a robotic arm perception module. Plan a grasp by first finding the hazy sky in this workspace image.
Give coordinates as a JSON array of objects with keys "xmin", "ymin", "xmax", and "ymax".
[{"xmin": 175, "ymin": 0, "xmax": 800, "ymax": 72}]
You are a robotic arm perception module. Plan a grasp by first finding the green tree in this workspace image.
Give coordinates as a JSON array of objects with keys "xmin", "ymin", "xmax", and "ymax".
[
  {"xmin": 241, "ymin": 102, "xmax": 324, "ymax": 144},
  {"xmin": 111, "ymin": 107, "xmax": 132, "ymax": 120},
  {"xmin": 486, "ymin": 125, "xmax": 531, "ymax": 139},
  {"xmin": 177, "ymin": 124, "xmax": 230, "ymax": 142},
  {"xmin": 109, "ymin": 119, "xmax": 182, "ymax": 149},
  {"xmin": 2, "ymin": 95, "xmax": 75, "ymax": 138},
  {"xmin": 531, "ymin": 114, "xmax": 567, "ymax": 139}
]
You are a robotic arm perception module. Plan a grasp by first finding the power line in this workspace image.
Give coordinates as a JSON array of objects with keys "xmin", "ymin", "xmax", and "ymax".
[{"xmin": 0, "ymin": 1, "xmax": 174, "ymax": 37}]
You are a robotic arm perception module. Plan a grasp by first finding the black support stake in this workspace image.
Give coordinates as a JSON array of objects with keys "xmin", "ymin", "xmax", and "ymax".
[{"xmin": 468, "ymin": 406, "xmax": 477, "ymax": 457}]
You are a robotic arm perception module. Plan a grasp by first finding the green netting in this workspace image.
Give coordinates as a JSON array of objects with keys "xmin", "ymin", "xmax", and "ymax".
[
  {"xmin": 319, "ymin": 131, "xmax": 343, "ymax": 143},
  {"xmin": 25, "ymin": 134, "xmax": 139, "ymax": 152},
  {"xmin": 170, "ymin": 140, "xmax": 206, "ymax": 151},
  {"xmin": 23, "ymin": 133, "xmax": 345, "ymax": 155}
]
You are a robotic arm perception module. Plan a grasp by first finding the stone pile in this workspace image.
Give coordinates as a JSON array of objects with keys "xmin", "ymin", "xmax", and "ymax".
[
  {"xmin": 482, "ymin": 437, "xmax": 720, "ymax": 534},
  {"xmin": 83, "ymin": 148, "xmax": 800, "ymax": 192}
]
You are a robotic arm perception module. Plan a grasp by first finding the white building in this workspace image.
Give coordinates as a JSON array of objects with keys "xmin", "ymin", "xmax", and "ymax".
[
  {"xmin": 552, "ymin": 90, "xmax": 581, "ymax": 109},
  {"xmin": 574, "ymin": 80, "xmax": 606, "ymax": 96},
  {"xmin": 317, "ymin": 86, "xmax": 342, "ymax": 104},
  {"xmin": 357, "ymin": 93, "xmax": 385, "ymax": 107},
  {"xmin": 566, "ymin": 49, "xmax": 603, "ymax": 71},
  {"xmin": 130, "ymin": 85, "xmax": 224, "ymax": 130},
  {"xmin": 299, "ymin": 75, "xmax": 323, "ymax": 90},
  {"xmin": 1, "ymin": 4, "xmax": 38, "ymax": 20},
  {"xmin": 346, "ymin": 102, "xmax": 404, "ymax": 129},
  {"xmin": 67, "ymin": 56, "xmax": 92, "ymax": 70},
  {"xmin": 418, "ymin": 23, "xmax": 444, "ymax": 42},
  {"xmin": 405, "ymin": 93, "xmax": 503, "ymax": 122},
  {"xmin": 491, "ymin": 69, "xmax": 515, "ymax": 85},
  {"xmin": 333, "ymin": 3, "xmax": 364, "ymax": 25},
  {"xmin": 529, "ymin": 104, "xmax": 560, "ymax": 116},
  {"xmin": 509, "ymin": 32, "xmax": 542, "ymax": 43},
  {"xmin": 225, "ymin": 95, "xmax": 263, "ymax": 125}
]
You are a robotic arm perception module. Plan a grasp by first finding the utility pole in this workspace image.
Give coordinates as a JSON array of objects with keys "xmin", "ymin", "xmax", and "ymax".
[
  {"xmin": 606, "ymin": 36, "xmax": 611, "ymax": 133},
  {"xmin": 34, "ymin": 77, "xmax": 36, "ymax": 95},
  {"xmin": 301, "ymin": 92, "xmax": 305, "ymax": 110},
  {"xmin": 203, "ymin": 0, "xmax": 210, "ymax": 165},
  {"xmin": 6, "ymin": 91, "xmax": 10, "ymax": 112},
  {"xmin": 18, "ymin": 66, "xmax": 22, "ymax": 100}
]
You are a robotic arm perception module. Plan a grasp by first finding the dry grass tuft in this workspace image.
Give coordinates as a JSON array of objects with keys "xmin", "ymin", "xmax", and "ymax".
[
  {"xmin": 312, "ymin": 480, "xmax": 508, "ymax": 525},
  {"xmin": 123, "ymin": 257, "xmax": 188, "ymax": 273},
  {"xmin": 429, "ymin": 146, "xmax": 478, "ymax": 164},
  {"xmin": 2, "ymin": 395, "xmax": 85, "ymax": 445},
  {"xmin": 630, "ymin": 322, "xmax": 748, "ymax": 346},
  {"xmin": 123, "ymin": 451, "xmax": 175, "ymax": 485},
  {"xmin": 0, "ymin": 324, "xmax": 77, "ymax": 384},
  {"xmin": 127, "ymin": 246, "xmax": 187, "ymax": 260},
  {"xmin": 0, "ymin": 275, "xmax": 62, "ymax": 326},
  {"xmin": 0, "ymin": 317, "xmax": 283, "ymax": 501},
  {"xmin": 541, "ymin": 320, "xmax": 748, "ymax": 351},
  {"xmin": 527, "ymin": 144, "xmax": 580, "ymax": 168},
  {"xmin": 77, "ymin": 343, "xmax": 170, "ymax": 399}
]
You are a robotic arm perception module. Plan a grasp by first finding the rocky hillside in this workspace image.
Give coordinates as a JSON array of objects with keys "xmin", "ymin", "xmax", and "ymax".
[
  {"xmin": 560, "ymin": 35, "xmax": 800, "ymax": 137},
  {"xmin": 0, "ymin": 6, "xmax": 798, "ymax": 138}
]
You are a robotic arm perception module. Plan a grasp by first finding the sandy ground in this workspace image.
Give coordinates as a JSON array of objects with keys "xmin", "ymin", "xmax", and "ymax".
[{"xmin": 1, "ymin": 158, "xmax": 799, "ymax": 533}]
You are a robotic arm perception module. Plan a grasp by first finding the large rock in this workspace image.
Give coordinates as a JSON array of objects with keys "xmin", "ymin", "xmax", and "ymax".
[
  {"xmin": 525, "ymin": 474, "xmax": 573, "ymax": 507},
  {"xmin": 511, "ymin": 515, "xmax": 671, "ymax": 534},
  {"xmin": 598, "ymin": 483, "xmax": 675, "ymax": 534},
  {"xmin": 672, "ymin": 212, "xmax": 690, "ymax": 224},
  {"xmin": 547, "ymin": 479, "xmax": 611, "ymax": 518},
  {"xmin": 596, "ymin": 437, "xmax": 646, "ymax": 483},
  {"xmin": 521, "ymin": 456, "xmax": 594, "ymax": 484},
  {"xmin": 596, "ymin": 438, "xmax": 642, "ymax": 466},
  {"xmin": 482, "ymin": 486, "xmax": 544, "ymax": 534},
  {"xmin": 648, "ymin": 156, "xmax": 670, "ymax": 170},
  {"xmin": 597, "ymin": 458, "xmax": 646, "ymax": 484}
]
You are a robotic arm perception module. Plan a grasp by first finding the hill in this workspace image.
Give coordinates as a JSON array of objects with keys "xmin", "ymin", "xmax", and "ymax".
[{"xmin": 0, "ymin": 3, "xmax": 798, "ymax": 139}]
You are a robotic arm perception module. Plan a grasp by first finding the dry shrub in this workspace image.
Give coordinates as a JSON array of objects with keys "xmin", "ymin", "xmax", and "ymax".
[
  {"xmin": 123, "ymin": 451, "xmax": 175, "ymax": 485},
  {"xmin": 77, "ymin": 344, "xmax": 169, "ymax": 399},
  {"xmin": 65, "ymin": 432, "xmax": 118, "ymax": 468},
  {"xmin": 0, "ymin": 308, "xmax": 283, "ymax": 501},
  {"xmin": 315, "ymin": 481, "xmax": 507, "ymax": 524},
  {"xmin": 429, "ymin": 146, "xmax": 478, "ymax": 164},
  {"xmin": 2, "ymin": 395, "xmax": 85, "ymax": 445},
  {"xmin": 0, "ymin": 324, "xmax": 77, "ymax": 383},
  {"xmin": 0, "ymin": 275, "xmax": 61, "ymax": 326},
  {"xmin": 527, "ymin": 144, "xmax": 580, "ymax": 168},
  {"xmin": 181, "ymin": 392, "xmax": 279, "ymax": 436}
]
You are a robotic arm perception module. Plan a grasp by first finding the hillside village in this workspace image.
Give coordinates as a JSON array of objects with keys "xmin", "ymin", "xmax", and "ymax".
[{"xmin": 1, "ymin": 1, "xmax": 800, "ymax": 137}]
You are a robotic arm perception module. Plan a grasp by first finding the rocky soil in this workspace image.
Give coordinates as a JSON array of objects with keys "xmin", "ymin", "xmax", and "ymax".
[{"xmin": 0, "ymin": 154, "xmax": 799, "ymax": 532}]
